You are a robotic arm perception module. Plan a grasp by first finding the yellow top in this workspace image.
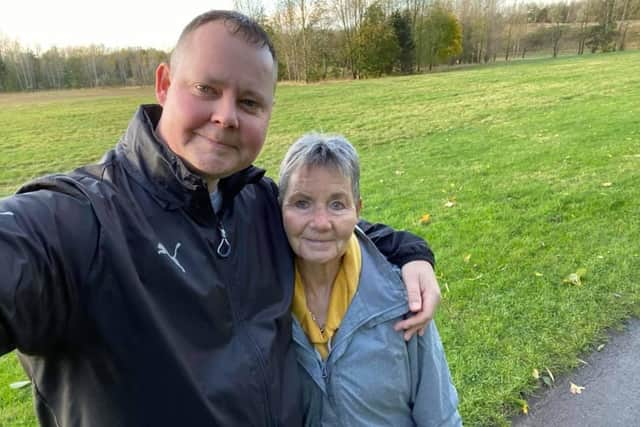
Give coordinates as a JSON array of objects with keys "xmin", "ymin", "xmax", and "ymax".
[{"xmin": 291, "ymin": 234, "xmax": 362, "ymax": 359}]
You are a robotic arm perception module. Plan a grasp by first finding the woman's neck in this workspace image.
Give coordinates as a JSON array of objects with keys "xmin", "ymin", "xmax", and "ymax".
[
  {"xmin": 296, "ymin": 258, "xmax": 341, "ymax": 325},
  {"xmin": 297, "ymin": 258, "xmax": 341, "ymax": 291}
]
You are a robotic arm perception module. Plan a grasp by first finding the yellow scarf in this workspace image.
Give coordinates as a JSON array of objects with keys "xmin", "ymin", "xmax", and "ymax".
[{"xmin": 292, "ymin": 233, "xmax": 361, "ymax": 359}]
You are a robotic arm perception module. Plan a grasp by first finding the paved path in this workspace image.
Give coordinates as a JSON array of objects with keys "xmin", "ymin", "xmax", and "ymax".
[{"xmin": 512, "ymin": 318, "xmax": 640, "ymax": 427}]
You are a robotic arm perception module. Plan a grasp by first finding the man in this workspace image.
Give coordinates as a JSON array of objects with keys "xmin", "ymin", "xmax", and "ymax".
[{"xmin": 0, "ymin": 10, "xmax": 441, "ymax": 426}]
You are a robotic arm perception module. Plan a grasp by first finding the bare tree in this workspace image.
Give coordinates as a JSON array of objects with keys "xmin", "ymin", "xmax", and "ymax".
[
  {"xmin": 330, "ymin": 0, "xmax": 371, "ymax": 77},
  {"xmin": 616, "ymin": 0, "xmax": 640, "ymax": 50},
  {"xmin": 234, "ymin": 0, "xmax": 267, "ymax": 22},
  {"xmin": 503, "ymin": 2, "xmax": 527, "ymax": 60}
]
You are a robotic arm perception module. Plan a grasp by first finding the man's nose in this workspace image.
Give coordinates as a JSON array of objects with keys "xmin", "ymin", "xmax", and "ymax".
[{"xmin": 211, "ymin": 96, "xmax": 239, "ymax": 128}]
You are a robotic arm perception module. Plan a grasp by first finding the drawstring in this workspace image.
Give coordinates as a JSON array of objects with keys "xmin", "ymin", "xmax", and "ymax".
[{"xmin": 217, "ymin": 222, "xmax": 231, "ymax": 258}]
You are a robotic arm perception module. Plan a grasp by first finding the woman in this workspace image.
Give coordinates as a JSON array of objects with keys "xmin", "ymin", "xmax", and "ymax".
[{"xmin": 279, "ymin": 133, "xmax": 462, "ymax": 426}]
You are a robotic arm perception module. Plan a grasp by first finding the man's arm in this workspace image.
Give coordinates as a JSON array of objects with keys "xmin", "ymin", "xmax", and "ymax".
[
  {"xmin": 359, "ymin": 220, "xmax": 441, "ymax": 340},
  {"xmin": 0, "ymin": 190, "xmax": 97, "ymax": 355}
]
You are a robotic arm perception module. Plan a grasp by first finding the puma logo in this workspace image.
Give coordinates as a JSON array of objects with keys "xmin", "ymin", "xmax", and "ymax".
[{"xmin": 157, "ymin": 242, "xmax": 186, "ymax": 273}]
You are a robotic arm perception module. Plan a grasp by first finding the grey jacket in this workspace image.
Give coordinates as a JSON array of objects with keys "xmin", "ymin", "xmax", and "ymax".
[{"xmin": 292, "ymin": 227, "xmax": 462, "ymax": 427}]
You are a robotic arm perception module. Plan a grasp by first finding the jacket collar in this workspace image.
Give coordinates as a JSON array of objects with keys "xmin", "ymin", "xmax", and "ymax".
[{"xmin": 116, "ymin": 105, "xmax": 266, "ymax": 222}]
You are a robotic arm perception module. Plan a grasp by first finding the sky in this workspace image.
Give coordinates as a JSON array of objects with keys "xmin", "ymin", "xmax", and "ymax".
[{"xmin": 0, "ymin": 0, "xmax": 238, "ymax": 51}]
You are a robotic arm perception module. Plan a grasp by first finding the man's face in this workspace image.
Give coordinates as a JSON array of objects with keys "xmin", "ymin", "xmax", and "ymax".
[{"xmin": 155, "ymin": 21, "xmax": 275, "ymax": 189}]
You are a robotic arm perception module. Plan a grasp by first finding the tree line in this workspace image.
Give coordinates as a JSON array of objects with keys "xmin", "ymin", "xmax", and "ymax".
[
  {"xmin": 0, "ymin": 42, "xmax": 166, "ymax": 92},
  {"xmin": 1, "ymin": 0, "xmax": 639, "ymax": 91}
]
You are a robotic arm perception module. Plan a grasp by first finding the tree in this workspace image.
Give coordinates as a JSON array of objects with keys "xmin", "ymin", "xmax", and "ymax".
[
  {"xmin": 616, "ymin": 0, "xmax": 640, "ymax": 50},
  {"xmin": 391, "ymin": 9, "xmax": 415, "ymax": 73},
  {"xmin": 575, "ymin": 0, "xmax": 597, "ymax": 54},
  {"xmin": 503, "ymin": 2, "xmax": 528, "ymax": 61},
  {"xmin": 355, "ymin": 3, "xmax": 399, "ymax": 77},
  {"xmin": 270, "ymin": 0, "xmax": 327, "ymax": 82},
  {"xmin": 586, "ymin": 0, "xmax": 618, "ymax": 52},
  {"xmin": 233, "ymin": 0, "xmax": 267, "ymax": 23},
  {"xmin": 549, "ymin": 3, "xmax": 570, "ymax": 57},
  {"xmin": 418, "ymin": 4, "xmax": 462, "ymax": 71},
  {"xmin": 0, "ymin": 51, "xmax": 7, "ymax": 91},
  {"xmin": 330, "ymin": 0, "xmax": 371, "ymax": 78}
]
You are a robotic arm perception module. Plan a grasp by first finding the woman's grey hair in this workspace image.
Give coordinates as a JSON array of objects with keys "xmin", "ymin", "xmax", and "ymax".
[{"xmin": 279, "ymin": 133, "xmax": 360, "ymax": 205}]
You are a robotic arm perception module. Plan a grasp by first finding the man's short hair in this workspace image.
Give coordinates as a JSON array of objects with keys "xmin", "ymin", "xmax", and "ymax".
[{"xmin": 170, "ymin": 10, "xmax": 277, "ymax": 70}]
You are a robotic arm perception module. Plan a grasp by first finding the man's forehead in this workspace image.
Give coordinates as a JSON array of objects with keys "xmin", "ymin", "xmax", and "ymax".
[
  {"xmin": 178, "ymin": 22, "xmax": 277, "ymax": 82},
  {"xmin": 187, "ymin": 21, "xmax": 268, "ymax": 56}
]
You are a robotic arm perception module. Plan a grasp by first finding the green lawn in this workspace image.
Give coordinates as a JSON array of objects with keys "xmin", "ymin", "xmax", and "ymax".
[{"xmin": 1, "ymin": 51, "xmax": 639, "ymax": 426}]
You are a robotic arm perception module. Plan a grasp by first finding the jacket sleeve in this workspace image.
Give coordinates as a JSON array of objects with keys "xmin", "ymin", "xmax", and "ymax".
[
  {"xmin": 409, "ymin": 321, "xmax": 462, "ymax": 427},
  {"xmin": 358, "ymin": 219, "xmax": 435, "ymax": 267},
  {"xmin": 0, "ymin": 190, "xmax": 98, "ymax": 356}
]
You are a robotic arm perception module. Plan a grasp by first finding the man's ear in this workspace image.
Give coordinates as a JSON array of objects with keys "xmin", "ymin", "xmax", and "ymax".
[
  {"xmin": 356, "ymin": 198, "xmax": 363, "ymax": 216},
  {"xmin": 155, "ymin": 62, "xmax": 171, "ymax": 106}
]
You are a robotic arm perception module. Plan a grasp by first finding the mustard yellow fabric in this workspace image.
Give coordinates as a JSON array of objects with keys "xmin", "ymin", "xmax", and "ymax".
[{"xmin": 291, "ymin": 233, "xmax": 361, "ymax": 359}]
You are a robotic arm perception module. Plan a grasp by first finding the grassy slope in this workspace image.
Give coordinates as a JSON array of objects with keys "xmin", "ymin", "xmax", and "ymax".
[{"xmin": 1, "ymin": 51, "xmax": 639, "ymax": 426}]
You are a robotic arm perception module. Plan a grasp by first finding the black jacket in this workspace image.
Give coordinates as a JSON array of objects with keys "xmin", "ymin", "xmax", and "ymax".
[{"xmin": 0, "ymin": 105, "xmax": 434, "ymax": 426}]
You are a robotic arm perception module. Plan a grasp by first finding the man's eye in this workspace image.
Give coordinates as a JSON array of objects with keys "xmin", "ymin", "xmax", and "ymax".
[
  {"xmin": 330, "ymin": 201, "xmax": 346, "ymax": 210},
  {"xmin": 195, "ymin": 84, "xmax": 214, "ymax": 95},
  {"xmin": 241, "ymin": 99, "xmax": 260, "ymax": 110}
]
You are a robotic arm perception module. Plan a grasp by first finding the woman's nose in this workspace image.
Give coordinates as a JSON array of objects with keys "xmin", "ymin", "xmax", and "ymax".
[{"xmin": 310, "ymin": 208, "xmax": 331, "ymax": 230}]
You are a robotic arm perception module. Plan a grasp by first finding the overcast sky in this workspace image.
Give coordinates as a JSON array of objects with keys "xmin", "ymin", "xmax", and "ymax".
[{"xmin": 1, "ymin": 0, "xmax": 236, "ymax": 51}]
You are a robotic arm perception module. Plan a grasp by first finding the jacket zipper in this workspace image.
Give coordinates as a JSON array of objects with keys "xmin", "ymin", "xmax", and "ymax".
[
  {"xmin": 213, "ymin": 211, "xmax": 272, "ymax": 425},
  {"xmin": 216, "ymin": 221, "xmax": 231, "ymax": 258}
]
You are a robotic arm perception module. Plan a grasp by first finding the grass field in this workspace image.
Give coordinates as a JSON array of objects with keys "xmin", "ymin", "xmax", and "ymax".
[{"xmin": 1, "ymin": 51, "xmax": 639, "ymax": 426}]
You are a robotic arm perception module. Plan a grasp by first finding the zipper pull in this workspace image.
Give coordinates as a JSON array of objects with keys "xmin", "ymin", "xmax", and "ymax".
[{"xmin": 217, "ymin": 223, "xmax": 231, "ymax": 258}]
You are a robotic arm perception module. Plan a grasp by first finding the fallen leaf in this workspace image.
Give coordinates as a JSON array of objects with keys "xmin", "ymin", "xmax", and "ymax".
[
  {"xmin": 532, "ymin": 368, "xmax": 540, "ymax": 379},
  {"xmin": 463, "ymin": 254, "xmax": 471, "ymax": 263},
  {"xmin": 601, "ymin": 182, "xmax": 613, "ymax": 187},
  {"xmin": 521, "ymin": 401, "xmax": 529, "ymax": 415},
  {"xmin": 545, "ymin": 367, "xmax": 555, "ymax": 383},
  {"xmin": 9, "ymin": 380, "xmax": 31, "ymax": 390},
  {"xmin": 570, "ymin": 382, "xmax": 585, "ymax": 394},
  {"xmin": 444, "ymin": 200, "xmax": 456, "ymax": 208},
  {"xmin": 597, "ymin": 344, "xmax": 605, "ymax": 351},
  {"xmin": 563, "ymin": 268, "xmax": 587, "ymax": 286},
  {"xmin": 534, "ymin": 272, "xmax": 543, "ymax": 277},
  {"xmin": 395, "ymin": 170, "xmax": 404, "ymax": 176},
  {"xmin": 564, "ymin": 273, "xmax": 581, "ymax": 285},
  {"xmin": 419, "ymin": 213, "xmax": 431, "ymax": 225}
]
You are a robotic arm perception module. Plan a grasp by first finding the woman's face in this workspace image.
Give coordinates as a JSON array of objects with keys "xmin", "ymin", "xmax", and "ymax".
[{"xmin": 282, "ymin": 164, "xmax": 361, "ymax": 266}]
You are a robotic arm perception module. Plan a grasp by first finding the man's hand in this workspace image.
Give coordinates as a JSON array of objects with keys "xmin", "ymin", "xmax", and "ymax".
[{"xmin": 394, "ymin": 260, "xmax": 441, "ymax": 341}]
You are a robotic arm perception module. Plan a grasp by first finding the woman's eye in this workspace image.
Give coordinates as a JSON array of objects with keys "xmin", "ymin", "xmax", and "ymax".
[
  {"xmin": 293, "ymin": 200, "xmax": 310, "ymax": 209},
  {"xmin": 330, "ymin": 201, "xmax": 346, "ymax": 210}
]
